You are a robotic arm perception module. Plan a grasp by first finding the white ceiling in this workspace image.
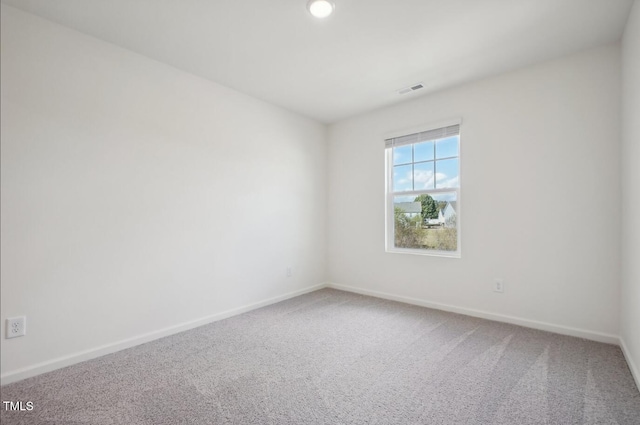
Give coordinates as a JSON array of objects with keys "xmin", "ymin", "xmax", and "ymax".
[{"xmin": 1, "ymin": 0, "xmax": 634, "ymax": 123}]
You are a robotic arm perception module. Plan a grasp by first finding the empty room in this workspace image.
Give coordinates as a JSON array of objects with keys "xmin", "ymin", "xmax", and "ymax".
[{"xmin": 1, "ymin": 0, "xmax": 639, "ymax": 424}]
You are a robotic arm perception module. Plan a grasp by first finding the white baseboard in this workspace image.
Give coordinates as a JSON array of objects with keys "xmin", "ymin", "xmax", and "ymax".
[
  {"xmin": 1, "ymin": 283, "xmax": 326, "ymax": 386},
  {"xmin": 620, "ymin": 337, "xmax": 640, "ymax": 391},
  {"xmin": 4, "ymin": 282, "xmax": 630, "ymax": 387},
  {"xmin": 326, "ymin": 282, "xmax": 620, "ymax": 345}
]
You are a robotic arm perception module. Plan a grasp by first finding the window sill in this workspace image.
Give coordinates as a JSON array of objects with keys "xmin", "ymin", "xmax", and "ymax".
[{"xmin": 385, "ymin": 247, "xmax": 461, "ymax": 258}]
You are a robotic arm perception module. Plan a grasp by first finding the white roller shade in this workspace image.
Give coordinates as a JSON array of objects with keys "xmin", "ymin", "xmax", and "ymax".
[{"xmin": 385, "ymin": 124, "xmax": 460, "ymax": 149}]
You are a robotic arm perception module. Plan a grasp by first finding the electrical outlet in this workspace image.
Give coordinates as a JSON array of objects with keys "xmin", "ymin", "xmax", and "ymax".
[
  {"xmin": 286, "ymin": 266, "xmax": 292, "ymax": 277},
  {"xmin": 494, "ymin": 279, "xmax": 504, "ymax": 293},
  {"xmin": 6, "ymin": 316, "xmax": 26, "ymax": 339}
]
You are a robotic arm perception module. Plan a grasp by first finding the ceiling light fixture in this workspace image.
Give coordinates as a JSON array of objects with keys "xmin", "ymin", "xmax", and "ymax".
[{"xmin": 307, "ymin": 0, "xmax": 335, "ymax": 18}]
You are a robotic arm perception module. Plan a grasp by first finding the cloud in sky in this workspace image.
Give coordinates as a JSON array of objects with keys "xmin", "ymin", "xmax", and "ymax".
[
  {"xmin": 395, "ymin": 168, "xmax": 459, "ymax": 191},
  {"xmin": 414, "ymin": 169, "xmax": 437, "ymax": 189}
]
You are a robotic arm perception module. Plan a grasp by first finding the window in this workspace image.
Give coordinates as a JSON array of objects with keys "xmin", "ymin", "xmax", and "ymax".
[{"xmin": 385, "ymin": 121, "xmax": 461, "ymax": 257}]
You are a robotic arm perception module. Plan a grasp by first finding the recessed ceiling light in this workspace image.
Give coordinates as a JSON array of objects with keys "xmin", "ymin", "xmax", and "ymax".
[{"xmin": 308, "ymin": 0, "xmax": 335, "ymax": 18}]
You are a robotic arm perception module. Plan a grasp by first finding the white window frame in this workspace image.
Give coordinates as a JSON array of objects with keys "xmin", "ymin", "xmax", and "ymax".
[{"xmin": 384, "ymin": 118, "xmax": 462, "ymax": 258}]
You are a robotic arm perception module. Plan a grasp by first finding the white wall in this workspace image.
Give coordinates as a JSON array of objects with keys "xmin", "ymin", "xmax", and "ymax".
[
  {"xmin": 328, "ymin": 44, "xmax": 621, "ymax": 341},
  {"xmin": 621, "ymin": 0, "xmax": 640, "ymax": 385},
  {"xmin": 0, "ymin": 5, "xmax": 326, "ymax": 381}
]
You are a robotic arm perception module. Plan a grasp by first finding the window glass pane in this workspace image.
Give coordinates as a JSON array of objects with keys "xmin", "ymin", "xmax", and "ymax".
[
  {"xmin": 393, "ymin": 195, "xmax": 415, "ymax": 203},
  {"xmin": 393, "ymin": 192, "xmax": 458, "ymax": 251},
  {"xmin": 435, "ymin": 158, "xmax": 459, "ymax": 188},
  {"xmin": 393, "ymin": 164, "xmax": 413, "ymax": 191},
  {"xmin": 435, "ymin": 136, "xmax": 459, "ymax": 159},
  {"xmin": 414, "ymin": 141, "xmax": 434, "ymax": 162},
  {"xmin": 393, "ymin": 145, "xmax": 412, "ymax": 165},
  {"xmin": 413, "ymin": 161, "xmax": 435, "ymax": 190},
  {"xmin": 393, "ymin": 195, "xmax": 424, "ymax": 250},
  {"xmin": 430, "ymin": 192, "xmax": 458, "ymax": 251}
]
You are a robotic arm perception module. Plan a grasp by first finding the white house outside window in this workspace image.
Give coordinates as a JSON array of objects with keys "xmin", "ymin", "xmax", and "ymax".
[{"xmin": 385, "ymin": 120, "xmax": 461, "ymax": 257}]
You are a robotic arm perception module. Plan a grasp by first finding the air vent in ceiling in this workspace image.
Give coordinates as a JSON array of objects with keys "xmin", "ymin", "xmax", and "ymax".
[{"xmin": 398, "ymin": 83, "xmax": 424, "ymax": 95}]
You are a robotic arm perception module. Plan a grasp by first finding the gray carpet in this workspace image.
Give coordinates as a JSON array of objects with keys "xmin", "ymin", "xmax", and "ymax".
[{"xmin": 1, "ymin": 288, "xmax": 639, "ymax": 425}]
